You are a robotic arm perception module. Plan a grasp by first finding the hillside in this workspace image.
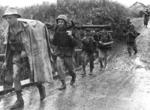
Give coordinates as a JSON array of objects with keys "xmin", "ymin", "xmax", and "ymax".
[{"xmin": 129, "ymin": 2, "xmax": 147, "ymax": 10}]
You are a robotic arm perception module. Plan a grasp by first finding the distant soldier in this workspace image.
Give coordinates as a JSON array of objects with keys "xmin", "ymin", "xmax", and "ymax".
[
  {"xmin": 125, "ymin": 25, "xmax": 140, "ymax": 56},
  {"xmin": 81, "ymin": 29, "xmax": 96, "ymax": 76},
  {"xmin": 143, "ymin": 9, "xmax": 150, "ymax": 28},
  {"xmin": 51, "ymin": 14, "xmax": 77, "ymax": 90},
  {"xmin": 97, "ymin": 29, "xmax": 113, "ymax": 69},
  {"xmin": 125, "ymin": 18, "xmax": 132, "ymax": 29}
]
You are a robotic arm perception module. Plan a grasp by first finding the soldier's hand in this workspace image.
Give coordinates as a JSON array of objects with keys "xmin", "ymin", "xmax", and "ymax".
[
  {"xmin": 99, "ymin": 41, "xmax": 103, "ymax": 44},
  {"xmin": 67, "ymin": 31, "xmax": 72, "ymax": 36},
  {"xmin": 2, "ymin": 62, "xmax": 7, "ymax": 70}
]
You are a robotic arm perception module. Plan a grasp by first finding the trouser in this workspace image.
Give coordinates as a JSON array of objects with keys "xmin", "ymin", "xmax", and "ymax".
[
  {"xmin": 12, "ymin": 51, "xmax": 31, "ymax": 91},
  {"xmin": 13, "ymin": 64, "xmax": 22, "ymax": 91},
  {"xmin": 81, "ymin": 51, "xmax": 94, "ymax": 72},
  {"xmin": 127, "ymin": 42, "xmax": 137, "ymax": 56},
  {"xmin": 12, "ymin": 52, "xmax": 22, "ymax": 91},
  {"xmin": 51, "ymin": 55, "xmax": 57, "ymax": 75},
  {"xmin": 56, "ymin": 56, "xmax": 75, "ymax": 81},
  {"xmin": 3, "ymin": 69, "xmax": 13, "ymax": 90},
  {"xmin": 144, "ymin": 19, "xmax": 149, "ymax": 27},
  {"xmin": 99, "ymin": 49, "xmax": 108, "ymax": 68}
]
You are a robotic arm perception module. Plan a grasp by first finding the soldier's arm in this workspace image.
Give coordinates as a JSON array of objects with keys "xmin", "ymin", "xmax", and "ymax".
[
  {"xmin": 103, "ymin": 33, "xmax": 114, "ymax": 46},
  {"xmin": 3, "ymin": 27, "xmax": 14, "ymax": 65},
  {"xmin": 103, "ymin": 41, "xmax": 114, "ymax": 46}
]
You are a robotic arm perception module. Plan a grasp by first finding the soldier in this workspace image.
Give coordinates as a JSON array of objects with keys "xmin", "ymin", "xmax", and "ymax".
[
  {"xmin": 51, "ymin": 14, "xmax": 77, "ymax": 90},
  {"xmin": 143, "ymin": 9, "xmax": 150, "ymax": 28},
  {"xmin": 125, "ymin": 18, "xmax": 131, "ymax": 26},
  {"xmin": 98, "ymin": 29, "xmax": 113, "ymax": 69},
  {"xmin": 125, "ymin": 25, "xmax": 140, "ymax": 56},
  {"xmin": 2, "ymin": 7, "xmax": 53, "ymax": 109},
  {"xmin": 81, "ymin": 29, "xmax": 95, "ymax": 76}
]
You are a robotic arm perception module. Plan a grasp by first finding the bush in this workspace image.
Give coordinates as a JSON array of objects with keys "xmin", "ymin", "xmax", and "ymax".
[{"xmin": 0, "ymin": 0, "xmax": 133, "ymax": 42}]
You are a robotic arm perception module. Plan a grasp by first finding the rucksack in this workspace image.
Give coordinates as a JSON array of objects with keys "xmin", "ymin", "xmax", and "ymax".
[
  {"xmin": 98, "ymin": 32, "xmax": 112, "ymax": 49},
  {"xmin": 82, "ymin": 37, "xmax": 95, "ymax": 53}
]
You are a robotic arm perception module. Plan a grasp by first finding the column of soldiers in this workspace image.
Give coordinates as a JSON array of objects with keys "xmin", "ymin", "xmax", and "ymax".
[{"xmin": 1, "ymin": 7, "xmax": 140, "ymax": 109}]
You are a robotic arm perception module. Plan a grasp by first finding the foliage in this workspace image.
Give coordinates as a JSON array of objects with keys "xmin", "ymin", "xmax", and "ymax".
[{"xmin": 0, "ymin": 0, "xmax": 136, "ymax": 51}]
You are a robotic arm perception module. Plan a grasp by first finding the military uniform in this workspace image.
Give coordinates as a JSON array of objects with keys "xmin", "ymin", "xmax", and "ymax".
[
  {"xmin": 97, "ymin": 29, "xmax": 113, "ymax": 69},
  {"xmin": 125, "ymin": 25, "xmax": 139, "ymax": 56},
  {"xmin": 52, "ymin": 15, "xmax": 77, "ymax": 90},
  {"xmin": 144, "ymin": 9, "xmax": 150, "ymax": 27},
  {"xmin": 2, "ymin": 7, "xmax": 51, "ymax": 109},
  {"xmin": 81, "ymin": 31, "xmax": 95, "ymax": 76}
]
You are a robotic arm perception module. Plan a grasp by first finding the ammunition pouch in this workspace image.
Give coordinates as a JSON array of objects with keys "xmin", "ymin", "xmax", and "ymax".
[
  {"xmin": 58, "ymin": 47, "xmax": 73, "ymax": 57},
  {"xmin": 9, "ymin": 41, "xmax": 24, "ymax": 52}
]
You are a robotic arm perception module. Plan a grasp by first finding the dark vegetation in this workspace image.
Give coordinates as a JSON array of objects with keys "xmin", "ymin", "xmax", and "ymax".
[{"xmin": 0, "ymin": 0, "xmax": 131, "ymax": 54}]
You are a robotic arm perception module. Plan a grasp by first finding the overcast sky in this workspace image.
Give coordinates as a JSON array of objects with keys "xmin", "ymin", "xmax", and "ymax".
[{"xmin": 0, "ymin": 0, "xmax": 149, "ymax": 7}]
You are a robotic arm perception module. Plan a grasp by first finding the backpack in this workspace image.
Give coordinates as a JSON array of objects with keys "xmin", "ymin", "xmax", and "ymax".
[
  {"xmin": 98, "ymin": 32, "xmax": 112, "ymax": 49},
  {"xmin": 82, "ymin": 37, "xmax": 95, "ymax": 53}
]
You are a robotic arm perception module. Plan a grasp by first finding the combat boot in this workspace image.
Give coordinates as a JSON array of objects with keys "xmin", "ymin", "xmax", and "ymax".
[
  {"xmin": 70, "ymin": 72, "xmax": 76, "ymax": 85},
  {"xmin": 10, "ymin": 90, "xmax": 24, "ymax": 109},
  {"xmin": 89, "ymin": 70, "xmax": 93, "ymax": 75},
  {"xmin": 99, "ymin": 58, "xmax": 104, "ymax": 70},
  {"xmin": 127, "ymin": 47, "xmax": 132, "ymax": 56},
  {"xmin": 37, "ymin": 83, "xmax": 46, "ymax": 101},
  {"xmin": 134, "ymin": 49, "xmax": 138, "ymax": 55},
  {"xmin": 58, "ymin": 80, "xmax": 66, "ymax": 90}
]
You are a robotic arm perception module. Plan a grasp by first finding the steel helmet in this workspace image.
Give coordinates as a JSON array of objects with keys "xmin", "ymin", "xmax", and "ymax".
[
  {"xmin": 56, "ymin": 14, "xmax": 67, "ymax": 23},
  {"xmin": 2, "ymin": 7, "xmax": 21, "ymax": 18}
]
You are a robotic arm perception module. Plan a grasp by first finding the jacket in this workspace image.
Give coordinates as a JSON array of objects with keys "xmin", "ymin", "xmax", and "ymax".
[{"xmin": 4, "ymin": 19, "xmax": 53, "ymax": 83}]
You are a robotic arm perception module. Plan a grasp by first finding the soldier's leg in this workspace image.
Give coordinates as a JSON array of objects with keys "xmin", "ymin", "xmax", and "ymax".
[
  {"xmin": 132, "ymin": 43, "xmax": 138, "ymax": 55},
  {"xmin": 3, "ymin": 69, "xmax": 13, "ymax": 90},
  {"xmin": 89, "ymin": 54, "xmax": 94, "ymax": 75},
  {"xmin": 64, "ymin": 57, "xmax": 76, "ymax": 85},
  {"xmin": 81, "ymin": 52, "xmax": 87, "ymax": 76},
  {"xmin": 103, "ymin": 50, "xmax": 108, "ymax": 68},
  {"xmin": 51, "ymin": 55, "xmax": 58, "ymax": 80},
  {"xmin": 70, "ymin": 70, "xmax": 76, "ymax": 85},
  {"xmin": 127, "ymin": 45, "xmax": 132, "ymax": 56},
  {"xmin": 11, "ymin": 64, "xmax": 24, "ymax": 109},
  {"xmin": 99, "ymin": 58, "xmax": 103, "ymax": 69},
  {"xmin": 82, "ymin": 65, "xmax": 86, "ymax": 76},
  {"xmin": 56, "ymin": 56, "xmax": 66, "ymax": 90},
  {"xmin": 36, "ymin": 82, "xmax": 46, "ymax": 101},
  {"xmin": 99, "ymin": 49, "xmax": 104, "ymax": 69}
]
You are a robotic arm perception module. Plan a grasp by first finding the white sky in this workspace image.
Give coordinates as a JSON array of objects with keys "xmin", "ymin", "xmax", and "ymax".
[
  {"xmin": 113, "ymin": 0, "xmax": 149, "ymax": 7},
  {"xmin": 0, "ymin": 0, "xmax": 57, "ymax": 7},
  {"xmin": 0, "ymin": 0, "xmax": 149, "ymax": 7}
]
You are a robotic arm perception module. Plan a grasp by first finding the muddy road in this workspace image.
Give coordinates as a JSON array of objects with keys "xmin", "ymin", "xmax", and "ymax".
[{"xmin": 0, "ymin": 19, "xmax": 150, "ymax": 110}]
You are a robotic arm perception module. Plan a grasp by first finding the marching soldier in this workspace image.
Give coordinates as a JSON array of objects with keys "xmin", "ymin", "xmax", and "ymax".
[
  {"xmin": 81, "ymin": 29, "xmax": 95, "ymax": 76},
  {"xmin": 2, "ymin": 7, "xmax": 53, "ymax": 109},
  {"xmin": 51, "ymin": 14, "xmax": 77, "ymax": 90},
  {"xmin": 97, "ymin": 29, "xmax": 113, "ymax": 69},
  {"xmin": 125, "ymin": 25, "xmax": 140, "ymax": 56},
  {"xmin": 143, "ymin": 9, "xmax": 150, "ymax": 28}
]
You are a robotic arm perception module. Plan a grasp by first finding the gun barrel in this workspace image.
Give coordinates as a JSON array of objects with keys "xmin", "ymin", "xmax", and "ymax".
[
  {"xmin": 99, "ymin": 31, "xmax": 113, "ymax": 33},
  {"xmin": 76, "ymin": 24, "xmax": 111, "ymax": 29}
]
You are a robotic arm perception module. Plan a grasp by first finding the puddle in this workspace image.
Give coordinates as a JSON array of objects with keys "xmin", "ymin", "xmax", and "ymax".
[
  {"xmin": 134, "ymin": 57, "xmax": 146, "ymax": 68},
  {"xmin": 136, "ymin": 68, "xmax": 146, "ymax": 73}
]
